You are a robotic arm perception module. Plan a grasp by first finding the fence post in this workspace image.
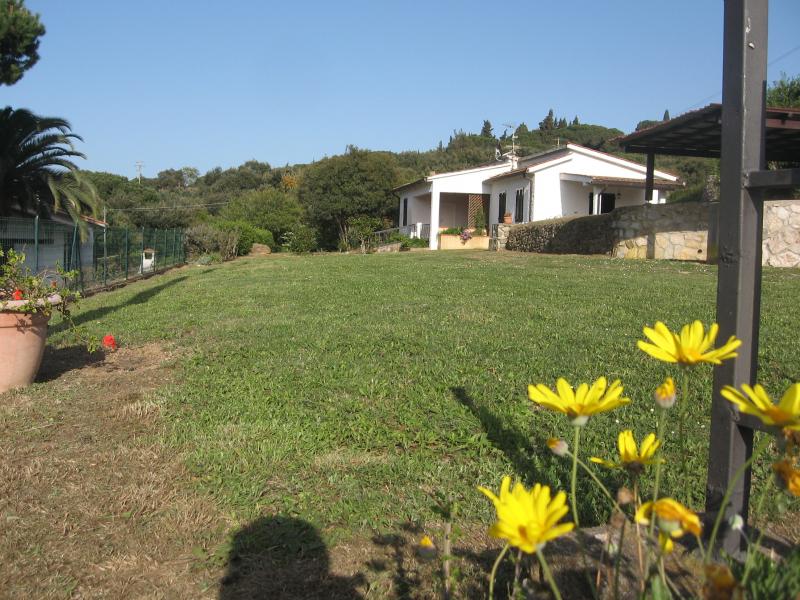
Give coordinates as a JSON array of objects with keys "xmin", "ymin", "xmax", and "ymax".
[
  {"xmin": 34, "ymin": 215, "xmax": 39, "ymax": 273},
  {"xmin": 102, "ymin": 224, "xmax": 108, "ymax": 288},
  {"xmin": 124, "ymin": 228, "xmax": 129, "ymax": 279},
  {"xmin": 140, "ymin": 227, "xmax": 145, "ymax": 275}
]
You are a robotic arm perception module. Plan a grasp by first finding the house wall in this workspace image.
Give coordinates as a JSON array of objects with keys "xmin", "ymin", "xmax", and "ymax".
[
  {"xmin": 489, "ymin": 174, "xmax": 530, "ymax": 224},
  {"xmin": 531, "ymin": 155, "xmax": 671, "ymax": 221}
]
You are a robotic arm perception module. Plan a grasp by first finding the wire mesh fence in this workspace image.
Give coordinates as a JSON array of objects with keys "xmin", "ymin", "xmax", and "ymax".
[{"xmin": 0, "ymin": 216, "xmax": 185, "ymax": 292}]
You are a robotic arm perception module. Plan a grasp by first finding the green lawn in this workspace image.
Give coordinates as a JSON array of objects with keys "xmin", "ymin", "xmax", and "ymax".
[{"xmin": 50, "ymin": 251, "xmax": 800, "ymax": 543}]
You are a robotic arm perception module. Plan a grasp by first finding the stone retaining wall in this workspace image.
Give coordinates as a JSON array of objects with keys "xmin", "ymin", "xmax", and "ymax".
[{"xmin": 495, "ymin": 200, "xmax": 800, "ymax": 267}]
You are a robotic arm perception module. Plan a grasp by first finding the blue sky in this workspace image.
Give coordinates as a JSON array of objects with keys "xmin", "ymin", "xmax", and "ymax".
[{"xmin": 5, "ymin": 1, "xmax": 800, "ymax": 179}]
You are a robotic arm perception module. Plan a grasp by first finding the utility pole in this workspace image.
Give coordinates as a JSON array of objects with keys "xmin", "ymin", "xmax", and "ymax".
[{"xmin": 135, "ymin": 161, "xmax": 144, "ymax": 184}]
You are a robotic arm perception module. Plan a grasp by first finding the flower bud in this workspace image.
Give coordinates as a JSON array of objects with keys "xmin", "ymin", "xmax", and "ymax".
[
  {"xmin": 727, "ymin": 514, "xmax": 744, "ymax": 532},
  {"xmin": 616, "ymin": 487, "xmax": 634, "ymax": 506},
  {"xmin": 546, "ymin": 438, "xmax": 569, "ymax": 457},
  {"xmin": 417, "ymin": 535, "xmax": 437, "ymax": 560},
  {"xmin": 654, "ymin": 377, "xmax": 676, "ymax": 409}
]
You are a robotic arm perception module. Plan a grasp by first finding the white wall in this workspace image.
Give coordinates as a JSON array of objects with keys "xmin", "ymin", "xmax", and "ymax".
[
  {"xmin": 531, "ymin": 151, "xmax": 674, "ymax": 221},
  {"xmin": 489, "ymin": 174, "xmax": 530, "ymax": 224},
  {"xmin": 430, "ymin": 162, "xmax": 511, "ymax": 194}
]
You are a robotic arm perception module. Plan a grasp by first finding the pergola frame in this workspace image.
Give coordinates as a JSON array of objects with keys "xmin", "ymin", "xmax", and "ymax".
[{"xmin": 618, "ymin": 0, "xmax": 800, "ymax": 555}]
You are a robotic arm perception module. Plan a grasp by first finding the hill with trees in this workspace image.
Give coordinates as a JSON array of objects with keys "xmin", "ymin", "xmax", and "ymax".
[{"xmin": 81, "ymin": 74, "xmax": 800, "ymax": 252}]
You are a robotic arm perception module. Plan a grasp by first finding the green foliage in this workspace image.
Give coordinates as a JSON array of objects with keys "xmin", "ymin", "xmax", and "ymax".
[
  {"xmin": 472, "ymin": 207, "xmax": 486, "ymax": 233},
  {"xmin": 184, "ymin": 223, "xmax": 239, "ymax": 261},
  {"xmin": 0, "ymin": 0, "xmax": 45, "ymax": 85},
  {"xmin": 215, "ymin": 219, "xmax": 274, "ymax": 256},
  {"xmin": 480, "ymin": 120, "xmax": 493, "ymax": 138},
  {"xmin": 281, "ymin": 224, "xmax": 317, "ymax": 253},
  {"xmin": 440, "ymin": 227, "xmax": 464, "ymax": 235},
  {"xmin": 0, "ymin": 107, "xmax": 100, "ymax": 232},
  {"xmin": 221, "ymin": 187, "xmax": 302, "ymax": 245},
  {"xmin": 345, "ymin": 215, "xmax": 383, "ymax": 253},
  {"xmin": 539, "ymin": 109, "xmax": 555, "ymax": 131},
  {"xmin": 729, "ymin": 546, "xmax": 800, "ymax": 599},
  {"xmin": 767, "ymin": 72, "xmax": 800, "ymax": 108},
  {"xmin": 298, "ymin": 147, "xmax": 397, "ymax": 249}
]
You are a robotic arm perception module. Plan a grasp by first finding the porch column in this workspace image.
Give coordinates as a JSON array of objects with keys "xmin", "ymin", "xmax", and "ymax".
[
  {"xmin": 429, "ymin": 184, "xmax": 440, "ymax": 249},
  {"xmin": 645, "ymin": 152, "xmax": 655, "ymax": 203},
  {"xmin": 592, "ymin": 186, "xmax": 602, "ymax": 214}
]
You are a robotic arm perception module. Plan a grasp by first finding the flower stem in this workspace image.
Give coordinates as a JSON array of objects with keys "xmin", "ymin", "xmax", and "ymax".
[
  {"xmin": 679, "ymin": 369, "xmax": 690, "ymax": 504},
  {"xmin": 536, "ymin": 549, "xmax": 563, "ymax": 600},
  {"xmin": 571, "ymin": 425, "xmax": 582, "ymax": 529},
  {"xmin": 567, "ymin": 452, "xmax": 622, "ymax": 513},
  {"xmin": 488, "ymin": 543, "xmax": 509, "ymax": 600},
  {"xmin": 651, "ymin": 407, "xmax": 668, "ymax": 507},
  {"xmin": 705, "ymin": 434, "xmax": 773, "ymax": 562}
]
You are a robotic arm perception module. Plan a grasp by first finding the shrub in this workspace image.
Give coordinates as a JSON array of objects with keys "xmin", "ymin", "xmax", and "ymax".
[
  {"xmin": 185, "ymin": 223, "xmax": 239, "ymax": 261},
  {"xmin": 215, "ymin": 220, "xmax": 275, "ymax": 256},
  {"xmin": 440, "ymin": 227, "xmax": 464, "ymax": 235},
  {"xmin": 345, "ymin": 215, "xmax": 383, "ymax": 253},
  {"xmin": 281, "ymin": 225, "xmax": 317, "ymax": 253}
]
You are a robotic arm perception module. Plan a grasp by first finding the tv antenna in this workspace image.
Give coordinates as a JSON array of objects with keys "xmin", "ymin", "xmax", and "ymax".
[
  {"xmin": 135, "ymin": 161, "xmax": 144, "ymax": 184},
  {"xmin": 497, "ymin": 122, "xmax": 518, "ymax": 159}
]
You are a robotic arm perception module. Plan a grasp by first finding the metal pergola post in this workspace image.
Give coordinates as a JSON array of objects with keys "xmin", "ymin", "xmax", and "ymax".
[{"xmin": 705, "ymin": 0, "xmax": 768, "ymax": 556}]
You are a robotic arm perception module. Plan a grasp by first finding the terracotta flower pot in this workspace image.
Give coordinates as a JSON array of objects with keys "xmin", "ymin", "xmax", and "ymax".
[
  {"xmin": 0, "ymin": 295, "xmax": 60, "ymax": 394},
  {"xmin": 503, "ymin": 214, "xmax": 513, "ymax": 224}
]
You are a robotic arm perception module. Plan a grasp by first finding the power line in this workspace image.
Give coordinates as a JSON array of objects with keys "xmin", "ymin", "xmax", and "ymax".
[
  {"xmin": 106, "ymin": 201, "xmax": 231, "ymax": 212},
  {"xmin": 679, "ymin": 42, "xmax": 800, "ymax": 114}
]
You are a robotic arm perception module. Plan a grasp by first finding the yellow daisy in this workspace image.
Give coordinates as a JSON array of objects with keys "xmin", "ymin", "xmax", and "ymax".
[
  {"xmin": 590, "ymin": 430, "xmax": 662, "ymax": 474},
  {"xmin": 638, "ymin": 321, "xmax": 741, "ymax": 366},
  {"xmin": 773, "ymin": 460, "xmax": 800, "ymax": 497},
  {"xmin": 721, "ymin": 383, "xmax": 800, "ymax": 431},
  {"xmin": 635, "ymin": 498, "xmax": 702, "ymax": 549},
  {"xmin": 528, "ymin": 377, "xmax": 630, "ymax": 426},
  {"xmin": 478, "ymin": 476, "xmax": 574, "ymax": 554}
]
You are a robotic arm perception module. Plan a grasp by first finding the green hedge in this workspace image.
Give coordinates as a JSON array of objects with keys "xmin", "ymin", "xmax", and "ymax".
[{"xmin": 505, "ymin": 213, "xmax": 614, "ymax": 255}]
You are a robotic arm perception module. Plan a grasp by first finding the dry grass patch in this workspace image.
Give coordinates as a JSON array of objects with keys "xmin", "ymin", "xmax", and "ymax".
[{"xmin": 0, "ymin": 343, "xmax": 231, "ymax": 599}]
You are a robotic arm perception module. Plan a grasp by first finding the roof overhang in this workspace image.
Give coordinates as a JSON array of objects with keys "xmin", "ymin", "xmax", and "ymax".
[
  {"xmin": 560, "ymin": 173, "xmax": 684, "ymax": 190},
  {"xmin": 617, "ymin": 103, "xmax": 800, "ymax": 161}
]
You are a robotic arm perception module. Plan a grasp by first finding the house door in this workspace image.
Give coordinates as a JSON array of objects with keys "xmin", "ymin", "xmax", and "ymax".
[{"xmin": 599, "ymin": 193, "xmax": 616, "ymax": 214}]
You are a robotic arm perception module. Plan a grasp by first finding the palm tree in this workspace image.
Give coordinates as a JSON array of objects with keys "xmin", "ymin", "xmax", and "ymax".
[{"xmin": 0, "ymin": 106, "xmax": 100, "ymax": 225}]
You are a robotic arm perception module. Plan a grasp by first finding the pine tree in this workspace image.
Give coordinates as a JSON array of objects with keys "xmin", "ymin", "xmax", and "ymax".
[
  {"xmin": 538, "ymin": 109, "xmax": 555, "ymax": 131},
  {"xmin": 663, "ymin": 109, "xmax": 671, "ymax": 121},
  {"xmin": 572, "ymin": 116, "xmax": 580, "ymax": 126},
  {"xmin": 480, "ymin": 119, "xmax": 493, "ymax": 137}
]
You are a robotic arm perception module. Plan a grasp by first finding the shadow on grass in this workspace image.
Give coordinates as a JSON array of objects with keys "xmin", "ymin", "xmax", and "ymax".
[
  {"xmin": 219, "ymin": 516, "xmax": 364, "ymax": 600},
  {"xmin": 51, "ymin": 275, "xmax": 189, "ymax": 332},
  {"xmin": 451, "ymin": 385, "xmax": 543, "ymax": 482},
  {"xmin": 35, "ymin": 345, "xmax": 105, "ymax": 382}
]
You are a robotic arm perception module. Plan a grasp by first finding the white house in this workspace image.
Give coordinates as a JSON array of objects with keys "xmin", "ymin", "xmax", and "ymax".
[{"xmin": 394, "ymin": 143, "xmax": 681, "ymax": 249}]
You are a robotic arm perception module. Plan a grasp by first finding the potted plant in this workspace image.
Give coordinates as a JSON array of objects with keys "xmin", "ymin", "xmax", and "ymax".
[
  {"xmin": 0, "ymin": 248, "xmax": 83, "ymax": 393},
  {"xmin": 503, "ymin": 212, "xmax": 513, "ymax": 224}
]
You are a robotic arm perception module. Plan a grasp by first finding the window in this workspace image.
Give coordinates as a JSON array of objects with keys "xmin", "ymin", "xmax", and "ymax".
[
  {"xmin": 600, "ymin": 193, "xmax": 616, "ymax": 214},
  {"xmin": 588, "ymin": 192, "xmax": 594, "ymax": 215},
  {"xmin": 498, "ymin": 192, "xmax": 506, "ymax": 221},
  {"xmin": 515, "ymin": 189, "xmax": 524, "ymax": 222},
  {"xmin": 402, "ymin": 198, "xmax": 408, "ymax": 226}
]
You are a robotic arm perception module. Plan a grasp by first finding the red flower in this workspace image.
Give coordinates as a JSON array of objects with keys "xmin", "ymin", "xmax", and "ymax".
[
  {"xmin": 102, "ymin": 334, "xmax": 118, "ymax": 350},
  {"xmin": 12, "ymin": 289, "xmax": 23, "ymax": 301}
]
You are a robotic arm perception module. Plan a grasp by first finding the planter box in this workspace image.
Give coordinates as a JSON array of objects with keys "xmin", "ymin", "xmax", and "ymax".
[{"xmin": 438, "ymin": 234, "xmax": 490, "ymax": 250}]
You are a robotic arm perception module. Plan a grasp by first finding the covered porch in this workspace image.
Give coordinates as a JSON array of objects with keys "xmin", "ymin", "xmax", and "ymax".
[{"xmin": 395, "ymin": 161, "xmax": 513, "ymax": 249}]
